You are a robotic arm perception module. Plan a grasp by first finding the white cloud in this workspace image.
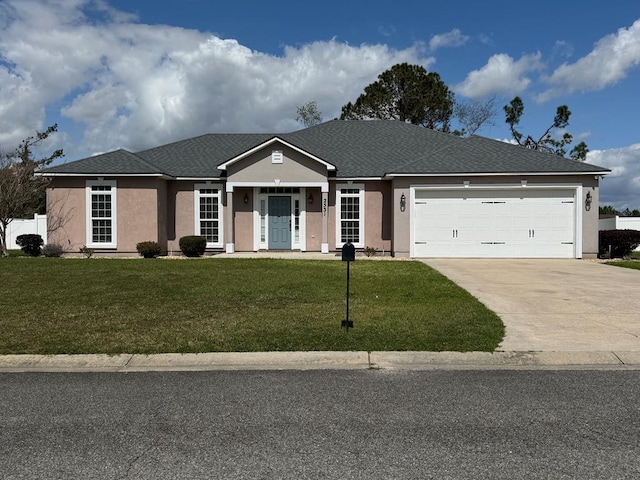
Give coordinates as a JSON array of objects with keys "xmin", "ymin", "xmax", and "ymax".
[
  {"xmin": 537, "ymin": 19, "xmax": 640, "ymax": 102},
  {"xmin": 0, "ymin": 0, "xmax": 429, "ymax": 156},
  {"xmin": 588, "ymin": 144, "xmax": 640, "ymax": 209},
  {"xmin": 551, "ymin": 40, "xmax": 574, "ymax": 60},
  {"xmin": 453, "ymin": 52, "xmax": 544, "ymax": 98},
  {"xmin": 477, "ymin": 34, "xmax": 494, "ymax": 47},
  {"xmin": 429, "ymin": 29, "xmax": 469, "ymax": 51}
]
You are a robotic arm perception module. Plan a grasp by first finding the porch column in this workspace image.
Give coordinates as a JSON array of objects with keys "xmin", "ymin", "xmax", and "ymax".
[
  {"xmin": 321, "ymin": 190, "xmax": 329, "ymax": 253},
  {"xmin": 226, "ymin": 190, "xmax": 235, "ymax": 253}
]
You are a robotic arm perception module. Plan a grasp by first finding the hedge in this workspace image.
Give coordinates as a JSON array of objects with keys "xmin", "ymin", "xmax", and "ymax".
[{"xmin": 599, "ymin": 229, "xmax": 640, "ymax": 258}]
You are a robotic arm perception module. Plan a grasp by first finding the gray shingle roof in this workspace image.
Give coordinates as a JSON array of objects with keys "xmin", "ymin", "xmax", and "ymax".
[
  {"xmin": 137, "ymin": 133, "xmax": 274, "ymax": 177},
  {"xmin": 43, "ymin": 120, "xmax": 610, "ymax": 178},
  {"xmin": 44, "ymin": 149, "xmax": 161, "ymax": 175}
]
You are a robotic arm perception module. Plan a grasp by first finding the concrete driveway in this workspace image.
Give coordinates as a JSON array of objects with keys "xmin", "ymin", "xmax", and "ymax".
[{"xmin": 422, "ymin": 259, "xmax": 640, "ymax": 352}]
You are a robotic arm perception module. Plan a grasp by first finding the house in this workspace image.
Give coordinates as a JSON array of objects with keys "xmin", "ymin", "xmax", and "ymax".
[
  {"xmin": 42, "ymin": 120, "xmax": 609, "ymax": 258},
  {"xmin": 599, "ymin": 215, "xmax": 640, "ymax": 251}
]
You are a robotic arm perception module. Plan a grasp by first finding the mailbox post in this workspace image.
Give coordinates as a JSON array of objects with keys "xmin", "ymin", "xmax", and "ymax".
[{"xmin": 341, "ymin": 241, "xmax": 356, "ymax": 331}]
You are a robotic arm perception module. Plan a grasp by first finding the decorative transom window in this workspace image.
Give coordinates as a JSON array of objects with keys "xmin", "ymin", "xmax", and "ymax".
[
  {"xmin": 336, "ymin": 184, "xmax": 365, "ymax": 248},
  {"xmin": 86, "ymin": 180, "xmax": 117, "ymax": 248},
  {"xmin": 194, "ymin": 184, "xmax": 223, "ymax": 247},
  {"xmin": 259, "ymin": 187, "xmax": 300, "ymax": 194}
]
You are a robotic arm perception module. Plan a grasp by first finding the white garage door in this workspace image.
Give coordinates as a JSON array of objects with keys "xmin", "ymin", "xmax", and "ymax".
[{"xmin": 413, "ymin": 189, "xmax": 576, "ymax": 258}]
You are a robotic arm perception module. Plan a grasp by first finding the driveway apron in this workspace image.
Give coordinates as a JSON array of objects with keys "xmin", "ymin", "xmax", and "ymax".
[{"xmin": 421, "ymin": 259, "xmax": 640, "ymax": 352}]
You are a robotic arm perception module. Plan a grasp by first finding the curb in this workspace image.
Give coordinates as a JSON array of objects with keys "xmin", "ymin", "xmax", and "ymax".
[{"xmin": 1, "ymin": 351, "xmax": 640, "ymax": 372}]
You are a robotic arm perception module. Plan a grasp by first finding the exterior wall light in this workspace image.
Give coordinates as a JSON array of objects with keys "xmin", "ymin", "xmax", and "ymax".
[
  {"xmin": 308, "ymin": 193, "xmax": 314, "ymax": 204},
  {"xmin": 585, "ymin": 191, "xmax": 592, "ymax": 211},
  {"xmin": 400, "ymin": 193, "xmax": 406, "ymax": 212},
  {"xmin": 244, "ymin": 192, "xmax": 249, "ymax": 204}
]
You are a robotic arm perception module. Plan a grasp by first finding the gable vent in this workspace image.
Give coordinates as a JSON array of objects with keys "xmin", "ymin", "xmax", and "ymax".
[{"xmin": 272, "ymin": 150, "xmax": 283, "ymax": 164}]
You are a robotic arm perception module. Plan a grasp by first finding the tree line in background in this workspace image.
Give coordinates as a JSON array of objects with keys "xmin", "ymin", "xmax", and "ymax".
[
  {"xmin": 600, "ymin": 205, "xmax": 640, "ymax": 217},
  {"xmin": 297, "ymin": 62, "xmax": 588, "ymax": 161}
]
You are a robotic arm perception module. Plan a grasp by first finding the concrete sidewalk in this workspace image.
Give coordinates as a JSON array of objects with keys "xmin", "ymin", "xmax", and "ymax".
[{"xmin": 2, "ymin": 351, "xmax": 640, "ymax": 372}]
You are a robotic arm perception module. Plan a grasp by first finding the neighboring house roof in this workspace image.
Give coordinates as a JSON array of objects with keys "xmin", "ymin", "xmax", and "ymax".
[{"xmin": 42, "ymin": 120, "xmax": 610, "ymax": 178}]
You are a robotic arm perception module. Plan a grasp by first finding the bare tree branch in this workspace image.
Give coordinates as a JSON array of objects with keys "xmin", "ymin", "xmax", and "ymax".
[{"xmin": 0, "ymin": 125, "xmax": 64, "ymax": 256}]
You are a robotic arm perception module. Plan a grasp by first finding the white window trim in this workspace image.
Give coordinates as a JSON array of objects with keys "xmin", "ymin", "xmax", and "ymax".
[
  {"xmin": 336, "ymin": 183, "xmax": 365, "ymax": 249},
  {"xmin": 194, "ymin": 183, "xmax": 224, "ymax": 249},
  {"xmin": 85, "ymin": 179, "xmax": 117, "ymax": 249},
  {"xmin": 293, "ymin": 194, "xmax": 305, "ymax": 251}
]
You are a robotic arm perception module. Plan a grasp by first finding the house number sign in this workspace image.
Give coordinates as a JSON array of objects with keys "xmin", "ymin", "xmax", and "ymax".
[{"xmin": 323, "ymin": 198, "xmax": 327, "ymax": 216}]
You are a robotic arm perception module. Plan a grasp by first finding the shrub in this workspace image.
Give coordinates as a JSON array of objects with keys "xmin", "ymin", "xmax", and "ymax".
[
  {"xmin": 599, "ymin": 229, "xmax": 640, "ymax": 258},
  {"xmin": 136, "ymin": 241, "xmax": 161, "ymax": 258},
  {"xmin": 42, "ymin": 243, "xmax": 64, "ymax": 258},
  {"xmin": 179, "ymin": 235, "xmax": 207, "ymax": 257},
  {"xmin": 15, "ymin": 234, "xmax": 43, "ymax": 257},
  {"xmin": 363, "ymin": 246, "xmax": 378, "ymax": 257}
]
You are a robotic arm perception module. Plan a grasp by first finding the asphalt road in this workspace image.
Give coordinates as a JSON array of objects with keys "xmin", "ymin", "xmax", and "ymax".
[{"xmin": 1, "ymin": 370, "xmax": 639, "ymax": 479}]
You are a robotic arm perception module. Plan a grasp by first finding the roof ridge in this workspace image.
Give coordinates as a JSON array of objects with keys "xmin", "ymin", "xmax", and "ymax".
[
  {"xmin": 119, "ymin": 149, "xmax": 165, "ymax": 174},
  {"xmin": 41, "ymin": 120, "xmax": 610, "ymax": 177}
]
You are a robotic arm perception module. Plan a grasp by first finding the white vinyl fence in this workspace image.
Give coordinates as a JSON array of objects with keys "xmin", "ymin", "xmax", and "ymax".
[{"xmin": 5, "ymin": 214, "xmax": 47, "ymax": 250}]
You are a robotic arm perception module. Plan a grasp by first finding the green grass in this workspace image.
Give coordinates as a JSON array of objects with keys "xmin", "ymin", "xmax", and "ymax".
[
  {"xmin": 0, "ymin": 257, "xmax": 504, "ymax": 354},
  {"xmin": 604, "ymin": 250, "xmax": 640, "ymax": 270},
  {"xmin": 606, "ymin": 260, "xmax": 640, "ymax": 270}
]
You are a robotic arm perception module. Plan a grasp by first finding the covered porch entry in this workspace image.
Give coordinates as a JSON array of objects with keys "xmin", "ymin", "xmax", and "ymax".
[
  {"xmin": 218, "ymin": 137, "xmax": 336, "ymax": 254},
  {"xmin": 224, "ymin": 185, "xmax": 329, "ymax": 253}
]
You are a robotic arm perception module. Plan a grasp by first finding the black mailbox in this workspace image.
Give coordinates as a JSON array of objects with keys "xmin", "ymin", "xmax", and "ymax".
[{"xmin": 342, "ymin": 242, "xmax": 356, "ymax": 262}]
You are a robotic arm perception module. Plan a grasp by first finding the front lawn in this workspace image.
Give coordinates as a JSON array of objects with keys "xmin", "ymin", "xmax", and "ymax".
[
  {"xmin": 606, "ymin": 260, "xmax": 640, "ymax": 271},
  {"xmin": 0, "ymin": 257, "xmax": 504, "ymax": 354}
]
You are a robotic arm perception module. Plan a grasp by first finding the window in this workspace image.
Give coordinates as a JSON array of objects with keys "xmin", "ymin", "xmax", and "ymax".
[
  {"xmin": 294, "ymin": 199, "xmax": 300, "ymax": 243},
  {"xmin": 86, "ymin": 180, "xmax": 117, "ymax": 248},
  {"xmin": 259, "ymin": 187, "xmax": 300, "ymax": 194},
  {"xmin": 195, "ymin": 184, "xmax": 223, "ymax": 247},
  {"xmin": 260, "ymin": 199, "xmax": 266, "ymax": 243},
  {"xmin": 336, "ymin": 184, "xmax": 364, "ymax": 248}
]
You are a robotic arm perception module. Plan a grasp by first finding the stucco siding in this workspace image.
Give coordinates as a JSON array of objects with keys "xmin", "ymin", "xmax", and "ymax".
[
  {"xmin": 234, "ymin": 189, "xmax": 254, "ymax": 251},
  {"xmin": 581, "ymin": 176, "xmax": 599, "ymax": 257},
  {"xmin": 47, "ymin": 177, "xmax": 160, "ymax": 254},
  {"xmin": 305, "ymin": 187, "xmax": 322, "ymax": 251},
  {"xmin": 364, "ymin": 182, "xmax": 392, "ymax": 253},
  {"xmin": 156, "ymin": 179, "xmax": 168, "ymax": 252},
  {"xmin": 113, "ymin": 179, "xmax": 157, "ymax": 252},
  {"xmin": 168, "ymin": 182, "xmax": 196, "ymax": 253},
  {"xmin": 47, "ymin": 177, "xmax": 86, "ymax": 252}
]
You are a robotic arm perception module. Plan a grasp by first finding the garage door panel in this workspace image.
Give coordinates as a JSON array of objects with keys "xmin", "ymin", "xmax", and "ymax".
[{"xmin": 413, "ymin": 189, "xmax": 576, "ymax": 258}]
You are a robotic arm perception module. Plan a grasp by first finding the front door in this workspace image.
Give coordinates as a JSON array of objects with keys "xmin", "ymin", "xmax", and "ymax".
[{"xmin": 268, "ymin": 196, "xmax": 292, "ymax": 249}]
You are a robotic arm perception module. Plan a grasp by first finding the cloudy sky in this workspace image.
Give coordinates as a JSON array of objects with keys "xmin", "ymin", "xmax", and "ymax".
[{"xmin": 1, "ymin": 0, "xmax": 639, "ymax": 209}]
